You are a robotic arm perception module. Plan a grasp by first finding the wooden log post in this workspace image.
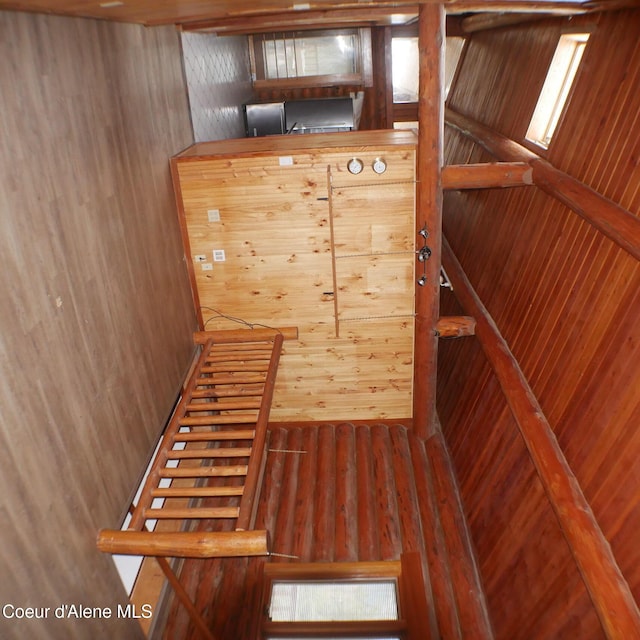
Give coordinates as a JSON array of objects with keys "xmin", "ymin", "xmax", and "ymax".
[
  {"xmin": 413, "ymin": 2, "xmax": 445, "ymax": 439},
  {"xmin": 441, "ymin": 235, "xmax": 640, "ymax": 640}
]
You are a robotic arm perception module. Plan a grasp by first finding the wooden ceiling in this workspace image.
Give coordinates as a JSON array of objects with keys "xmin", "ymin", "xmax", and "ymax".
[{"xmin": 0, "ymin": 0, "xmax": 626, "ymax": 29}]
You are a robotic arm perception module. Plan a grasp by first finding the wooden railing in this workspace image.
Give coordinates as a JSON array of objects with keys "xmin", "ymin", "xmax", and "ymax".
[
  {"xmin": 441, "ymin": 237, "xmax": 640, "ymax": 639},
  {"xmin": 97, "ymin": 327, "xmax": 296, "ymax": 640}
]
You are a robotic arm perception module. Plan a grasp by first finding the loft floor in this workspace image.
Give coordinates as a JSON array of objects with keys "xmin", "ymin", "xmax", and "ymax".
[{"xmin": 162, "ymin": 420, "xmax": 491, "ymax": 639}]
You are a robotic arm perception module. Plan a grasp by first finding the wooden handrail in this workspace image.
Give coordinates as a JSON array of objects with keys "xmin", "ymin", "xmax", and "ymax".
[
  {"xmin": 236, "ymin": 332, "xmax": 284, "ymax": 531},
  {"xmin": 444, "ymin": 107, "xmax": 640, "ymax": 262},
  {"xmin": 441, "ymin": 235, "xmax": 640, "ymax": 639},
  {"xmin": 193, "ymin": 326, "xmax": 298, "ymax": 344},
  {"xmin": 96, "ymin": 530, "xmax": 269, "ymax": 557}
]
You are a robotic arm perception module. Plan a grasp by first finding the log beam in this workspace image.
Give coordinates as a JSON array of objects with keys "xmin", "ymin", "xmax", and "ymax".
[
  {"xmin": 445, "ymin": 107, "xmax": 640, "ymax": 262},
  {"xmin": 181, "ymin": 6, "xmax": 420, "ymax": 33},
  {"xmin": 443, "ymin": 162, "xmax": 533, "ymax": 190},
  {"xmin": 435, "ymin": 315, "xmax": 476, "ymax": 337},
  {"xmin": 441, "ymin": 235, "xmax": 640, "ymax": 640},
  {"xmin": 413, "ymin": 3, "xmax": 445, "ymax": 439},
  {"xmin": 96, "ymin": 530, "xmax": 269, "ymax": 558}
]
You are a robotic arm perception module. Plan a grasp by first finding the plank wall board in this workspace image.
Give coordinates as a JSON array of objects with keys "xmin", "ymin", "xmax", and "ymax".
[
  {"xmin": 439, "ymin": 8, "xmax": 639, "ymax": 638},
  {"xmin": 164, "ymin": 422, "xmax": 490, "ymax": 640},
  {"xmin": 0, "ymin": 0, "xmax": 599, "ymax": 27},
  {"xmin": 0, "ymin": 11, "xmax": 195, "ymax": 639},
  {"xmin": 173, "ymin": 134, "xmax": 417, "ymax": 421}
]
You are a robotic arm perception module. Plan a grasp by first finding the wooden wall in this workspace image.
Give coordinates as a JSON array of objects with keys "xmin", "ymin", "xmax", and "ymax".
[
  {"xmin": 0, "ymin": 11, "xmax": 195, "ymax": 639},
  {"xmin": 438, "ymin": 8, "xmax": 640, "ymax": 638},
  {"xmin": 173, "ymin": 133, "xmax": 417, "ymax": 422}
]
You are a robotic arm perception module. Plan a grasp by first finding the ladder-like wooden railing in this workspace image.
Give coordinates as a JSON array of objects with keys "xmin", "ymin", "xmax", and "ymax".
[{"xmin": 97, "ymin": 327, "xmax": 296, "ymax": 640}]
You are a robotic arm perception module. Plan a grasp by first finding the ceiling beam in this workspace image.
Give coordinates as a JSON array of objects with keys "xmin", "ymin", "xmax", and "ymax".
[
  {"xmin": 443, "ymin": 161, "xmax": 533, "ymax": 189},
  {"xmin": 445, "ymin": 106, "xmax": 640, "ymax": 263},
  {"xmin": 181, "ymin": 6, "xmax": 419, "ymax": 33}
]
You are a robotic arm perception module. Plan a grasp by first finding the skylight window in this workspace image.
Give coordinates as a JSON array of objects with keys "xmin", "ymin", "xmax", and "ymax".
[{"xmin": 526, "ymin": 33, "xmax": 590, "ymax": 149}]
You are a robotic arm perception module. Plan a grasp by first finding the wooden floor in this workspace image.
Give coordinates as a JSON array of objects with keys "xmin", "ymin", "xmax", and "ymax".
[{"xmin": 162, "ymin": 421, "xmax": 492, "ymax": 639}]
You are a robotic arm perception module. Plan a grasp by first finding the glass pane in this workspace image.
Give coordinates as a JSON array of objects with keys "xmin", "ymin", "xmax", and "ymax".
[
  {"xmin": 270, "ymin": 580, "xmax": 398, "ymax": 622},
  {"xmin": 445, "ymin": 37, "xmax": 465, "ymax": 97},
  {"xmin": 263, "ymin": 33, "xmax": 358, "ymax": 79},
  {"xmin": 392, "ymin": 37, "xmax": 419, "ymax": 103},
  {"xmin": 526, "ymin": 33, "xmax": 589, "ymax": 148},
  {"xmin": 392, "ymin": 36, "xmax": 465, "ymax": 103}
]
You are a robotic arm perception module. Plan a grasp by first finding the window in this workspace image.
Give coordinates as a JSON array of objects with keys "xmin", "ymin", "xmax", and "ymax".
[
  {"xmin": 391, "ymin": 36, "xmax": 465, "ymax": 104},
  {"xmin": 257, "ymin": 555, "xmax": 429, "ymax": 639},
  {"xmin": 270, "ymin": 580, "xmax": 399, "ymax": 621},
  {"xmin": 526, "ymin": 32, "xmax": 590, "ymax": 149},
  {"xmin": 251, "ymin": 29, "xmax": 372, "ymax": 89}
]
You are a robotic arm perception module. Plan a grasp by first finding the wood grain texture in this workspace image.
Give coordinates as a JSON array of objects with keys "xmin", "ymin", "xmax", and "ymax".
[
  {"xmin": 173, "ymin": 137, "xmax": 417, "ymax": 421},
  {"xmin": 164, "ymin": 421, "xmax": 489, "ymax": 639},
  {"xmin": 413, "ymin": 3, "xmax": 445, "ymax": 438},
  {"xmin": 0, "ymin": 10, "xmax": 195, "ymax": 639},
  {"xmin": 439, "ymin": 9, "xmax": 640, "ymax": 639},
  {"xmin": 0, "ymin": 0, "xmax": 600, "ymax": 27},
  {"xmin": 442, "ymin": 235, "xmax": 640, "ymax": 638}
]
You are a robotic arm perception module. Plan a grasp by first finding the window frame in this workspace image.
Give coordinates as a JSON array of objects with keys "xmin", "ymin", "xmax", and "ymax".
[
  {"xmin": 250, "ymin": 28, "xmax": 373, "ymax": 91},
  {"xmin": 525, "ymin": 29, "xmax": 592, "ymax": 151},
  {"xmin": 256, "ymin": 554, "xmax": 429, "ymax": 639}
]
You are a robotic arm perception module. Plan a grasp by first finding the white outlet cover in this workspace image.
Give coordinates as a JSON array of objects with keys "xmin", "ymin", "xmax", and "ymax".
[
  {"xmin": 278, "ymin": 156, "xmax": 294, "ymax": 166},
  {"xmin": 213, "ymin": 249, "xmax": 226, "ymax": 262},
  {"xmin": 207, "ymin": 209, "xmax": 221, "ymax": 222},
  {"xmin": 201, "ymin": 263, "xmax": 213, "ymax": 271}
]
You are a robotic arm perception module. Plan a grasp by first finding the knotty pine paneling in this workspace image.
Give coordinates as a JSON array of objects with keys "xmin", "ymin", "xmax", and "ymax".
[
  {"xmin": 0, "ymin": 12, "xmax": 195, "ymax": 639},
  {"xmin": 173, "ymin": 137, "xmax": 417, "ymax": 421},
  {"xmin": 439, "ymin": 9, "xmax": 640, "ymax": 638}
]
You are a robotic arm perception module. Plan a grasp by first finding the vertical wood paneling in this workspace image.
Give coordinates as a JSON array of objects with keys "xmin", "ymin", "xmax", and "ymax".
[
  {"xmin": 440, "ymin": 9, "xmax": 640, "ymax": 638},
  {"xmin": 174, "ymin": 137, "xmax": 417, "ymax": 421},
  {"xmin": 0, "ymin": 11, "xmax": 195, "ymax": 640}
]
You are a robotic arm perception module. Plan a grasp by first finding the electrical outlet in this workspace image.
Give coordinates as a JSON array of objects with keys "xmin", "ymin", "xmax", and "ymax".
[
  {"xmin": 201, "ymin": 263, "xmax": 213, "ymax": 271},
  {"xmin": 207, "ymin": 209, "xmax": 221, "ymax": 222},
  {"xmin": 213, "ymin": 249, "xmax": 226, "ymax": 262}
]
